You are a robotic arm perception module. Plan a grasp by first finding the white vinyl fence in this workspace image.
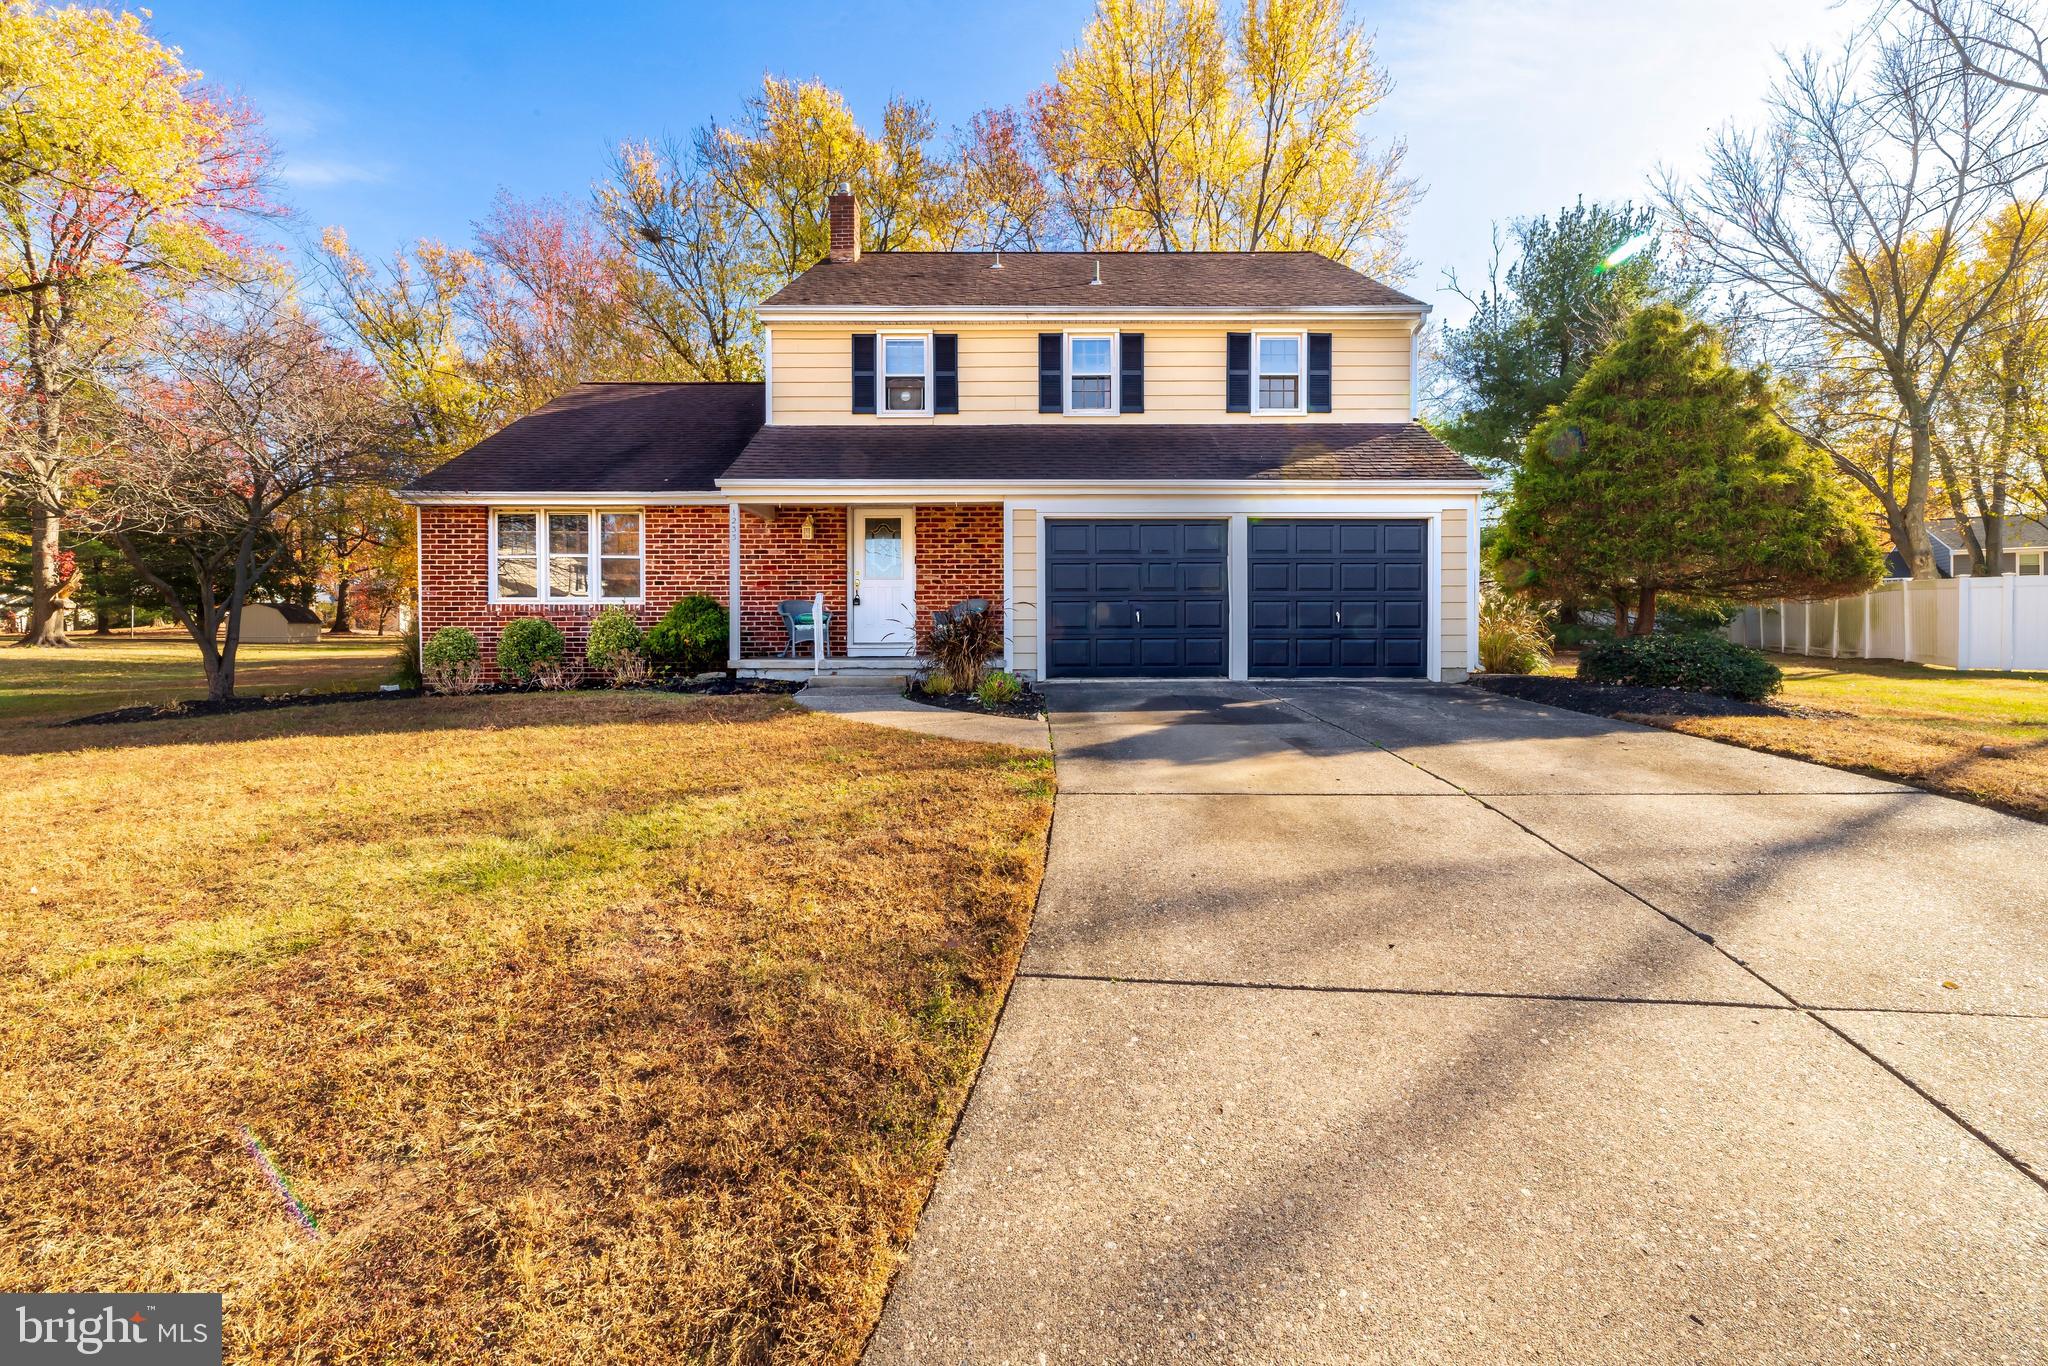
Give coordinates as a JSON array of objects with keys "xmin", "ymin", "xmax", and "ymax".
[{"xmin": 1727, "ymin": 575, "xmax": 2048, "ymax": 671}]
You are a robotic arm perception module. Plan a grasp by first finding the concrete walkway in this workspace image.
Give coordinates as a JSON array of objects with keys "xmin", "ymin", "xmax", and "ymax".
[
  {"xmin": 867, "ymin": 681, "xmax": 2048, "ymax": 1362},
  {"xmin": 796, "ymin": 682, "xmax": 1051, "ymax": 751}
]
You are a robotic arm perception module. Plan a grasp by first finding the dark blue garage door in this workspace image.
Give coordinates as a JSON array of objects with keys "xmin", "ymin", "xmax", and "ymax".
[
  {"xmin": 1249, "ymin": 519, "xmax": 1428, "ymax": 677},
  {"xmin": 1045, "ymin": 519, "xmax": 1228, "ymax": 677}
]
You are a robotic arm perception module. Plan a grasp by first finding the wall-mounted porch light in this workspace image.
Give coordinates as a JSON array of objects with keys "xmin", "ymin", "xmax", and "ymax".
[{"xmin": 801, "ymin": 514, "xmax": 815, "ymax": 541}]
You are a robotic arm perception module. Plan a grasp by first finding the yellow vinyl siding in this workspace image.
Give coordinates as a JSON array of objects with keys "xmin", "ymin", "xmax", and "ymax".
[
  {"xmin": 768, "ymin": 319, "xmax": 1413, "ymax": 425},
  {"xmin": 1440, "ymin": 505, "xmax": 1470, "ymax": 678},
  {"xmin": 1008, "ymin": 504, "xmax": 1039, "ymax": 676}
]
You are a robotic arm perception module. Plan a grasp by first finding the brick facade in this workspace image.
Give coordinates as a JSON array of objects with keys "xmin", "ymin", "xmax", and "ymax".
[
  {"xmin": 913, "ymin": 504, "xmax": 1005, "ymax": 644},
  {"xmin": 419, "ymin": 501, "xmax": 1007, "ymax": 672},
  {"xmin": 737, "ymin": 505, "xmax": 850, "ymax": 657},
  {"xmin": 418, "ymin": 504, "xmax": 727, "ymax": 682}
]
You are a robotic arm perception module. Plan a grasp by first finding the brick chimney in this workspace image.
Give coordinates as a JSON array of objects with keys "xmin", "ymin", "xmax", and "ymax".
[{"xmin": 827, "ymin": 186, "xmax": 860, "ymax": 264}]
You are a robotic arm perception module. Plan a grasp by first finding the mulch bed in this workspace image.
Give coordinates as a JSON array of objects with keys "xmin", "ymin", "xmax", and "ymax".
[
  {"xmin": 902, "ymin": 685, "xmax": 1048, "ymax": 720},
  {"xmin": 63, "ymin": 674, "xmax": 801, "ymax": 727},
  {"xmin": 66, "ymin": 688, "xmax": 421, "ymax": 727},
  {"xmin": 1468, "ymin": 672, "xmax": 1819, "ymax": 720}
]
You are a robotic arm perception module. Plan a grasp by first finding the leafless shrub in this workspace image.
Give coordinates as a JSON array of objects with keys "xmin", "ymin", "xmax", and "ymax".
[
  {"xmin": 605, "ymin": 651, "xmax": 654, "ymax": 688},
  {"xmin": 424, "ymin": 659, "xmax": 482, "ymax": 695}
]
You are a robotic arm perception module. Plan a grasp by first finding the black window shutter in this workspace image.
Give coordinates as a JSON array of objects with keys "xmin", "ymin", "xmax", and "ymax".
[
  {"xmin": 1038, "ymin": 333, "xmax": 1063, "ymax": 413},
  {"xmin": 1225, "ymin": 332, "xmax": 1251, "ymax": 413},
  {"xmin": 851, "ymin": 334, "xmax": 877, "ymax": 414},
  {"xmin": 1307, "ymin": 332, "xmax": 1333, "ymax": 413},
  {"xmin": 1119, "ymin": 333, "xmax": 1145, "ymax": 414},
  {"xmin": 933, "ymin": 333, "xmax": 959, "ymax": 414}
]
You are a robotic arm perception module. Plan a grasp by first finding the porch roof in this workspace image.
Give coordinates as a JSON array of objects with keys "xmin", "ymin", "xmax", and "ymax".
[{"xmin": 720, "ymin": 422, "xmax": 1482, "ymax": 485}]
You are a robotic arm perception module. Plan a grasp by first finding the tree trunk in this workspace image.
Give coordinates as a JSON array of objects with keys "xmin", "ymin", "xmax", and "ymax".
[
  {"xmin": 19, "ymin": 505, "xmax": 70, "ymax": 646},
  {"xmin": 1632, "ymin": 584, "xmax": 1659, "ymax": 635},
  {"xmin": 1610, "ymin": 592, "xmax": 1633, "ymax": 637},
  {"xmin": 330, "ymin": 575, "xmax": 353, "ymax": 634},
  {"xmin": 1902, "ymin": 415, "xmax": 1938, "ymax": 578}
]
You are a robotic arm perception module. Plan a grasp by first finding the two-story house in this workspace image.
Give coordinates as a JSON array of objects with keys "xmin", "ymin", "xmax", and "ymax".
[{"xmin": 401, "ymin": 192, "xmax": 1485, "ymax": 682}]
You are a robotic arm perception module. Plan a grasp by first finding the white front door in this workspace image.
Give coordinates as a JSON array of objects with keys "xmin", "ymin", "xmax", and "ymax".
[{"xmin": 851, "ymin": 508, "xmax": 917, "ymax": 654}]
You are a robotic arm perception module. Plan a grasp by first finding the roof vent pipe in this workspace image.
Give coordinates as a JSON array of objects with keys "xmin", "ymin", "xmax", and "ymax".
[
  {"xmin": 991, "ymin": 248, "xmax": 1003, "ymax": 269},
  {"xmin": 1090, "ymin": 259, "xmax": 1102, "ymax": 286}
]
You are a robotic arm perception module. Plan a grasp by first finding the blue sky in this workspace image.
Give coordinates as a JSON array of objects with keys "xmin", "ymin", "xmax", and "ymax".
[{"xmin": 151, "ymin": 0, "xmax": 1864, "ymax": 327}]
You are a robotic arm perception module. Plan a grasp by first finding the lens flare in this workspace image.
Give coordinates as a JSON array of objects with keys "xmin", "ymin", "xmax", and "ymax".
[{"xmin": 1594, "ymin": 231, "xmax": 1654, "ymax": 274}]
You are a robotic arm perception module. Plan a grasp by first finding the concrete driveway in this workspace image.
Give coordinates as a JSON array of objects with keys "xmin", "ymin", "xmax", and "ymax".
[{"xmin": 867, "ymin": 682, "xmax": 2048, "ymax": 1363}]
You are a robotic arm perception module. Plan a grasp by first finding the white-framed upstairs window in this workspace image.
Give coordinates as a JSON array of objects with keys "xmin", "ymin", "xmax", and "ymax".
[
  {"xmin": 492, "ymin": 508, "xmax": 643, "ymax": 603},
  {"xmin": 1066, "ymin": 333, "xmax": 1117, "ymax": 414},
  {"xmin": 1252, "ymin": 331, "xmax": 1305, "ymax": 414},
  {"xmin": 880, "ymin": 333, "xmax": 931, "ymax": 416},
  {"xmin": 2004, "ymin": 548, "xmax": 2046, "ymax": 576}
]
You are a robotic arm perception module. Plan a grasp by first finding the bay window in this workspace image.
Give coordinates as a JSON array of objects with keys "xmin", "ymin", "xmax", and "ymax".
[{"xmin": 494, "ymin": 509, "xmax": 642, "ymax": 602}]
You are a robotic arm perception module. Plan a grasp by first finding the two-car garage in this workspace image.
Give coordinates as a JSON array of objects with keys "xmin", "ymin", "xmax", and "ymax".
[{"xmin": 1043, "ymin": 516, "xmax": 1431, "ymax": 679}]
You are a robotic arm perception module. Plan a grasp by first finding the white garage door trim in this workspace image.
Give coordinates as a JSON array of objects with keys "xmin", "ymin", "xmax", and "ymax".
[{"xmin": 1031, "ymin": 497, "xmax": 1447, "ymax": 683}]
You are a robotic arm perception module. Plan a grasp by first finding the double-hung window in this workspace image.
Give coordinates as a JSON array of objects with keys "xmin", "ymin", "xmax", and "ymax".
[
  {"xmin": 882, "ymin": 335, "xmax": 930, "ymax": 415},
  {"xmin": 1254, "ymin": 333, "xmax": 1304, "ymax": 413},
  {"xmin": 2004, "ymin": 548, "xmax": 2046, "ymax": 576},
  {"xmin": 494, "ymin": 509, "xmax": 642, "ymax": 602},
  {"xmin": 1067, "ymin": 335, "xmax": 1115, "ymax": 413}
]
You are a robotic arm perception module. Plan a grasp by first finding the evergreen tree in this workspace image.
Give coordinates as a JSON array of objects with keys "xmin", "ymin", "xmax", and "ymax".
[
  {"xmin": 1437, "ymin": 200, "xmax": 1688, "ymax": 478},
  {"xmin": 1493, "ymin": 305, "xmax": 1884, "ymax": 634}
]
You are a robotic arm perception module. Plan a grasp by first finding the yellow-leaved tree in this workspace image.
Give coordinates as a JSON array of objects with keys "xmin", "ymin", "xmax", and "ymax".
[
  {"xmin": 1033, "ymin": 0, "xmax": 1418, "ymax": 271},
  {"xmin": 0, "ymin": 0, "xmax": 273, "ymax": 645}
]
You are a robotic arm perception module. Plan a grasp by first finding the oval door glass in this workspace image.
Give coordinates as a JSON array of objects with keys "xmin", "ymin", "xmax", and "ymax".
[{"xmin": 865, "ymin": 517, "xmax": 903, "ymax": 578}]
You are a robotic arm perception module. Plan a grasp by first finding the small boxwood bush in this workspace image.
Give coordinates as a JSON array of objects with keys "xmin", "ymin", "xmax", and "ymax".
[
  {"xmin": 422, "ymin": 626, "xmax": 479, "ymax": 668},
  {"xmin": 645, "ymin": 594, "xmax": 728, "ymax": 677},
  {"xmin": 1577, "ymin": 632, "xmax": 1781, "ymax": 701},
  {"xmin": 583, "ymin": 606, "xmax": 644, "ymax": 676},
  {"xmin": 497, "ymin": 616, "xmax": 566, "ymax": 684}
]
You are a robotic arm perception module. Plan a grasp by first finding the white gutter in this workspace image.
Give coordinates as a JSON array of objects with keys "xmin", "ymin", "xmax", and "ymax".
[
  {"xmin": 396, "ymin": 490, "xmax": 732, "ymax": 505},
  {"xmin": 756, "ymin": 303, "xmax": 1430, "ymax": 321},
  {"xmin": 715, "ymin": 477, "xmax": 1487, "ymax": 499}
]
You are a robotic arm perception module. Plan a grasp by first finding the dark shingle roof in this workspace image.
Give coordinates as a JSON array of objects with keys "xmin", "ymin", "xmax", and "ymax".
[
  {"xmin": 264, "ymin": 603, "xmax": 323, "ymax": 625},
  {"xmin": 760, "ymin": 252, "xmax": 1423, "ymax": 311},
  {"xmin": 722, "ymin": 423, "xmax": 1480, "ymax": 484},
  {"xmin": 404, "ymin": 382, "xmax": 763, "ymax": 494}
]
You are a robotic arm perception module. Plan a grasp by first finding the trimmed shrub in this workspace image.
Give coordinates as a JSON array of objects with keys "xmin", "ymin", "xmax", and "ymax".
[
  {"xmin": 975, "ymin": 669, "xmax": 1023, "ymax": 709},
  {"xmin": 924, "ymin": 607, "xmax": 1003, "ymax": 692},
  {"xmin": 919, "ymin": 669, "xmax": 957, "ymax": 696},
  {"xmin": 1577, "ymin": 633, "xmax": 1781, "ymax": 701},
  {"xmin": 497, "ymin": 616, "xmax": 566, "ymax": 684},
  {"xmin": 421, "ymin": 626, "xmax": 479, "ymax": 694},
  {"xmin": 423, "ymin": 626, "xmax": 480, "ymax": 668},
  {"xmin": 1477, "ymin": 587, "xmax": 1549, "ymax": 675},
  {"xmin": 584, "ymin": 606, "xmax": 645, "ymax": 681},
  {"xmin": 646, "ymin": 595, "xmax": 729, "ymax": 677}
]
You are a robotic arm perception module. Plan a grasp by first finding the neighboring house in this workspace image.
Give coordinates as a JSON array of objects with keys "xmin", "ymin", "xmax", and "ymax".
[
  {"xmin": 400, "ymin": 192, "xmax": 1484, "ymax": 682},
  {"xmin": 240, "ymin": 602, "xmax": 324, "ymax": 644},
  {"xmin": 1885, "ymin": 515, "xmax": 2048, "ymax": 578}
]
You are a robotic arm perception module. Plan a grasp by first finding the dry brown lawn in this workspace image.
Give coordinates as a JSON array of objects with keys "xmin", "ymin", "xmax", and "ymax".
[
  {"xmin": 1556, "ymin": 653, "xmax": 2048, "ymax": 822},
  {"xmin": 0, "ymin": 691, "xmax": 1052, "ymax": 1362},
  {"xmin": 0, "ymin": 630, "xmax": 404, "ymax": 723}
]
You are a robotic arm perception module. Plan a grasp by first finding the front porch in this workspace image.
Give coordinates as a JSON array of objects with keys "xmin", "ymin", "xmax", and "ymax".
[{"xmin": 728, "ymin": 500, "xmax": 1006, "ymax": 675}]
